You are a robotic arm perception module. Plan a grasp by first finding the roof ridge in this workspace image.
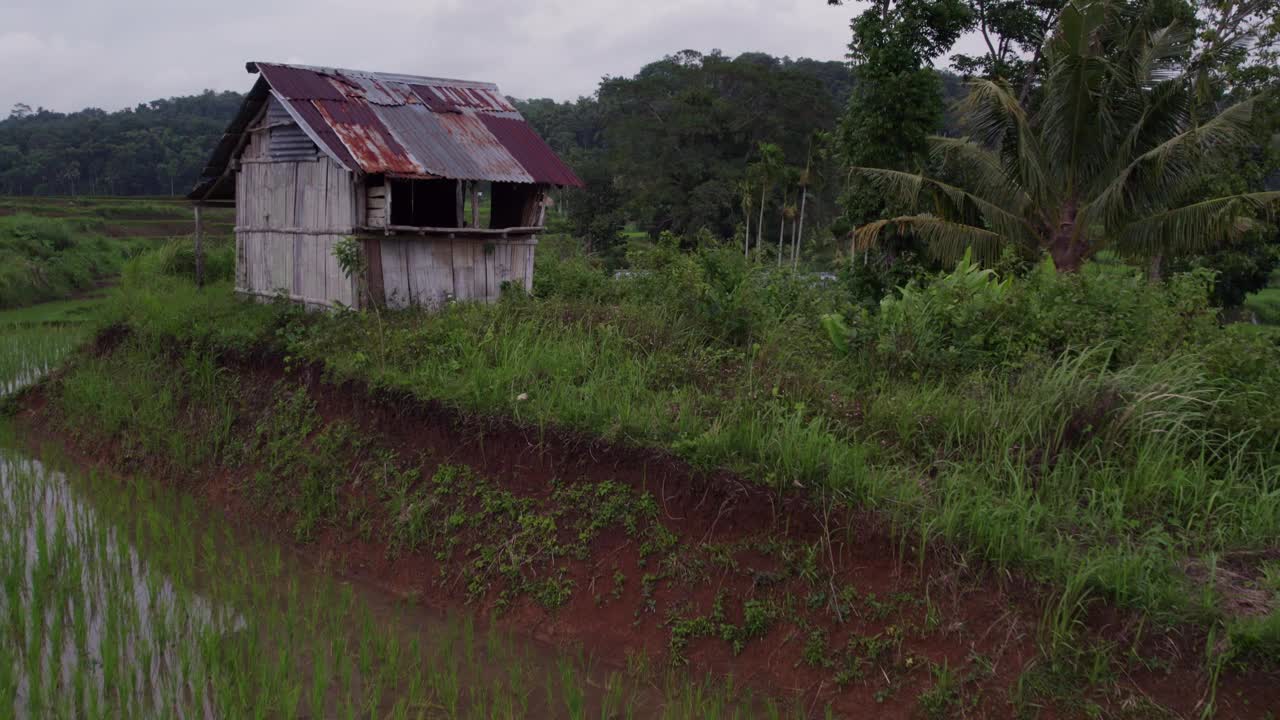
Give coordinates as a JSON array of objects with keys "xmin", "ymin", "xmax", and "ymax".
[{"xmin": 248, "ymin": 61, "xmax": 502, "ymax": 91}]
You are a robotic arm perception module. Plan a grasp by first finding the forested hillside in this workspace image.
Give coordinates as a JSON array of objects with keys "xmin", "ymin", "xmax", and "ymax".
[
  {"xmin": 0, "ymin": 91, "xmax": 243, "ymax": 197},
  {"xmin": 0, "ymin": 52, "xmax": 961, "ymax": 245},
  {"xmin": 516, "ymin": 51, "xmax": 964, "ymax": 260}
]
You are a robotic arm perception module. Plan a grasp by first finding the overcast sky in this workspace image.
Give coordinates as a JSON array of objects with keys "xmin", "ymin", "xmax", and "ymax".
[{"xmin": 0, "ymin": 0, "xmax": 989, "ymax": 115}]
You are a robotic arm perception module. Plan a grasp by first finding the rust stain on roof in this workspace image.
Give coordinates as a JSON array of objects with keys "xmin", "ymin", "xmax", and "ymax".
[
  {"xmin": 246, "ymin": 62, "xmax": 582, "ymax": 187},
  {"xmin": 313, "ymin": 99, "xmax": 423, "ymax": 175}
]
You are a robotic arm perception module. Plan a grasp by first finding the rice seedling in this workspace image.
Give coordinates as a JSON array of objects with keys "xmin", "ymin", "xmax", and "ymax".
[
  {"xmin": 0, "ymin": 325, "xmax": 84, "ymax": 397},
  {"xmin": 0, "ymin": 436, "xmax": 777, "ymax": 719}
]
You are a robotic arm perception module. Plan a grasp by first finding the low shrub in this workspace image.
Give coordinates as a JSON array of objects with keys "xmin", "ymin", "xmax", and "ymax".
[
  {"xmin": 823, "ymin": 252, "xmax": 1221, "ymax": 376},
  {"xmin": 130, "ymin": 236, "xmax": 236, "ymax": 284}
]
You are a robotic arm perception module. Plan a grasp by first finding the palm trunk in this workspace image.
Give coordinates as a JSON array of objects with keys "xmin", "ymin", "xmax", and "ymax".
[
  {"xmin": 793, "ymin": 189, "xmax": 807, "ymax": 269},
  {"xmin": 1048, "ymin": 201, "xmax": 1087, "ymax": 272},
  {"xmin": 777, "ymin": 197, "xmax": 786, "ymax": 267},
  {"xmin": 756, "ymin": 185, "xmax": 767, "ymax": 258}
]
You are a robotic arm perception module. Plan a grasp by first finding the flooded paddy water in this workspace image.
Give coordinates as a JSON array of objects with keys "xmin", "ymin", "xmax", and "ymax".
[{"xmin": 0, "ymin": 300, "xmax": 780, "ymax": 719}]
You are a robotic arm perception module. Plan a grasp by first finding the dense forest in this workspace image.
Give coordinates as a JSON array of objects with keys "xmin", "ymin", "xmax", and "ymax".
[
  {"xmin": 0, "ymin": 91, "xmax": 243, "ymax": 197},
  {"xmin": 0, "ymin": 52, "xmax": 961, "ymax": 255},
  {"xmin": 0, "ymin": 0, "xmax": 1276, "ymax": 301},
  {"xmin": 518, "ymin": 52, "xmax": 965, "ymax": 262}
]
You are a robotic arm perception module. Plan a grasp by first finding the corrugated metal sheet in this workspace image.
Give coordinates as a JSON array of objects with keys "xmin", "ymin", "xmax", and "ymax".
[
  {"xmin": 256, "ymin": 63, "xmax": 345, "ymax": 101},
  {"xmin": 246, "ymin": 61, "xmax": 582, "ymax": 187},
  {"xmin": 313, "ymin": 99, "xmax": 424, "ymax": 175},
  {"xmin": 478, "ymin": 115, "xmax": 582, "ymax": 188},
  {"xmin": 373, "ymin": 104, "xmax": 534, "ymax": 183},
  {"xmin": 283, "ymin": 99, "xmax": 358, "ymax": 170}
]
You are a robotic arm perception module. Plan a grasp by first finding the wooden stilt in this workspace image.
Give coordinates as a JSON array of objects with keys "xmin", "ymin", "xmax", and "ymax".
[{"xmin": 194, "ymin": 204, "xmax": 205, "ymax": 289}]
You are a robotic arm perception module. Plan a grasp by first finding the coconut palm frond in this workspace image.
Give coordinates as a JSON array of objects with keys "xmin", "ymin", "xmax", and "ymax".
[
  {"xmin": 928, "ymin": 136, "xmax": 1032, "ymax": 212},
  {"xmin": 853, "ymin": 167, "xmax": 1038, "ymax": 247},
  {"xmin": 1114, "ymin": 191, "xmax": 1280, "ymax": 256},
  {"xmin": 1084, "ymin": 96, "xmax": 1258, "ymax": 230},
  {"xmin": 1134, "ymin": 24, "xmax": 1193, "ymax": 87},
  {"xmin": 961, "ymin": 80, "xmax": 1054, "ymax": 203},
  {"xmin": 962, "ymin": 78, "xmax": 1028, "ymax": 147},
  {"xmin": 854, "ymin": 215, "xmax": 1006, "ymax": 265},
  {"xmin": 1104, "ymin": 79, "xmax": 1191, "ymax": 177}
]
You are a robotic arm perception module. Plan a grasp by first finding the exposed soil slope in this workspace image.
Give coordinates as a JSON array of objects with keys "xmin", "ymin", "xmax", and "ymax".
[{"xmin": 14, "ymin": 346, "xmax": 1280, "ymax": 718}]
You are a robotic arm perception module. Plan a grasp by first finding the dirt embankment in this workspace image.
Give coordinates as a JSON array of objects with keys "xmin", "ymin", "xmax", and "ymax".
[{"xmin": 13, "ymin": 348, "xmax": 1280, "ymax": 719}]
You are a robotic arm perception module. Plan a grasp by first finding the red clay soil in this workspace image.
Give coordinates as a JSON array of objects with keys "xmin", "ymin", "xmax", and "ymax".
[{"xmin": 13, "ymin": 356, "xmax": 1280, "ymax": 719}]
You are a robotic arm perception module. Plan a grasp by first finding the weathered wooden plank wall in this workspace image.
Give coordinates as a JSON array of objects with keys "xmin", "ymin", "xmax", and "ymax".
[
  {"xmin": 235, "ymin": 153, "xmax": 355, "ymax": 308},
  {"xmin": 375, "ymin": 235, "xmax": 536, "ymax": 308}
]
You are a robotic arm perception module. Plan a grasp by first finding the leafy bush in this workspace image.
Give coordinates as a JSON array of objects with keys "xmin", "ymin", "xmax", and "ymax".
[
  {"xmin": 626, "ymin": 233, "xmax": 848, "ymax": 346},
  {"xmin": 130, "ymin": 236, "xmax": 235, "ymax": 284},
  {"xmin": 824, "ymin": 252, "xmax": 1220, "ymax": 376},
  {"xmin": 1244, "ymin": 288, "xmax": 1280, "ymax": 325},
  {"xmin": 533, "ymin": 236, "xmax": 615, "ymax": 302}
]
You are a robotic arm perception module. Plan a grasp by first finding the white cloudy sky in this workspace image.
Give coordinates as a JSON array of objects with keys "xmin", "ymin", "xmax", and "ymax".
[{"xmin": 0, "ymin": 0, "xmax": 991, "ymax": 114}]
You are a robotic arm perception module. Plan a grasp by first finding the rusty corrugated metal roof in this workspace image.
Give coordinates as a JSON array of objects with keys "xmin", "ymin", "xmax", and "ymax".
[
  {"xmin": 478, "ymin": 115, "xmax": 584, "ymax": 188},
  {"xmin": 248, "ymin": 62, "xmax": 582, "ymax": 187},
  {"xmin": 372, "ymin": 104, "xmax": 534, "ymax": 183}
]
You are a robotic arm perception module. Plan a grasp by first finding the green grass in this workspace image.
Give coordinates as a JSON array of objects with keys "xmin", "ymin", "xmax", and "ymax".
[
  {"xmin": 0, "ymin": 325, "xmax": 85, "ymax": 397},
  {"xmin": 0, "ymin": 296, "xmax": 104, "ymax": 327},
  {"xmin": 1244, "ymin": 287, "xmax": 1280, "ymax": 325},
  {"xmin": 12, "ymin": 233, "xmax": 1280, "ymax": 714},
  {"xmin": 78, "ymin": 246, "xmax": 1280, "ymax": 660},
  {"xmin": 0, "ymin": 294, "xmax": 805, "ymax": 719},
  {"xmin": 0, "ymin": 213, "xmax": 144, "ymax": 309}
]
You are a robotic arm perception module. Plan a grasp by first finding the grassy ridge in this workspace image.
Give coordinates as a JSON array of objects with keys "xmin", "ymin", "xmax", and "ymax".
[
  {"xmin": 74, "ymin": 237, "xmax": 1280, "ymax": 673},
  {"xmin": 0, "ymin": 214, "xmax": 138, "ymax": 308},
  {"xmin": 0, "ymin": 443, "xmax": 790, "ymax": 719}
]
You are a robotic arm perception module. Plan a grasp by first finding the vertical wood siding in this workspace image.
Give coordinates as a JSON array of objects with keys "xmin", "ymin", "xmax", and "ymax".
[
  {"xmin": 235, "ymin": 155, "xmax": 355, "ymax": 308},
  {"xmin": 377, "ymin": 234, "xmax": 535, "ymax": 309}
]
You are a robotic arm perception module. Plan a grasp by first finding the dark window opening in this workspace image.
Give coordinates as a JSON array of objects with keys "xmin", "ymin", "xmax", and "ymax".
[
  {"xmin": 389, "ymin": 178, "xmax": 460, "ymax": 227},
  {"xmin": 490, "ymin": 182, "xmax": 542, "ymax": 229}
]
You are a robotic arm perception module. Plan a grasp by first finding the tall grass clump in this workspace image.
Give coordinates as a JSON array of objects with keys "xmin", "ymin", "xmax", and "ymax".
[{"xmin": 0, "ymin": 214, "xmax": 136, "ymax": 309}]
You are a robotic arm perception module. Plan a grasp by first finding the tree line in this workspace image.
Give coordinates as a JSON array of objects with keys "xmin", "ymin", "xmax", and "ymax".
[
  {"xmin": 517, "ymin": 50, "xmax": 967, "ymax": 264},
  {"xmin": 0, "ymin": 91, "xmax": 243, "ymax": 196}
]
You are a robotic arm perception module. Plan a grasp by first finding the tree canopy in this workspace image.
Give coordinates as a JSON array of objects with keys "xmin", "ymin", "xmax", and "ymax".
[
  {"xmin": 851, "ymin": 0, "xmax": 1280, "ymax": 271},
  {"xmin": 0, "ymin": 92, "xmax": 243, "ymax": 196}
]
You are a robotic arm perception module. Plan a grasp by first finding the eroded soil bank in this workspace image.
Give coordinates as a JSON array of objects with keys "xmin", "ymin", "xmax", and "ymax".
[{"xmin": 13, "ymin": 339, "xmax": 1280, "ymax": 718}]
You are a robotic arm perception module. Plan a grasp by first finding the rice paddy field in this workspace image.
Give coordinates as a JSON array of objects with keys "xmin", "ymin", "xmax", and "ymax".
[
  {"xmin": 0, "ymin": 297, "xmax": 802, "ymax": 720},
  {"xmin": 3, "ymin": 195, "xmax": 1280, "ymax": 717}
]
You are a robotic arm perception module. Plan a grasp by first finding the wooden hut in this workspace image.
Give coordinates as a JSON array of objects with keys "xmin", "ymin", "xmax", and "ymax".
[{"xmin": 188, "ymin": 62, "xmax": 583, "ymax": 309}]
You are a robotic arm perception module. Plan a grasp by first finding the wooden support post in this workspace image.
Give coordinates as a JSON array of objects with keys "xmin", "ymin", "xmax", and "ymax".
[
  {"xmin": 364, "ymin": 238, "xmax": 385, "ymax": 308},
  {"xmin": 470, "ymin": 183, "xmax": 480, "ymax": 229},
  {"xmin": 194, "ymin": 204, "xmax": 205, "ymax": 289},
  {"xmin": 455, "ymin": 180, "xmax": 465, "ymax": 228}
]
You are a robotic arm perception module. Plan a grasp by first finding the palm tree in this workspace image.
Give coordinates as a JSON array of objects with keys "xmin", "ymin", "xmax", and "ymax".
[
  {"xmin": 851, "ymin": 0, "xmax": 1280, "ymax": 272},
  {"xmin": 738, "ymin": 178, "xmax": 755, "ymax": 258},
  {"xmin": 754, "ymin": 142, "xmax": 785, "ymax": 260}
]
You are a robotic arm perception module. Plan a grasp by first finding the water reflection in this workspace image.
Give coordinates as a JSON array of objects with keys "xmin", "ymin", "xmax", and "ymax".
[
  {"xmin": 1, "ymin": 360, "xmax": 53, "ymax": 397},
  {"xmin": 1, "ymin": 452, "xmax": 244, "ymax": 719}
]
